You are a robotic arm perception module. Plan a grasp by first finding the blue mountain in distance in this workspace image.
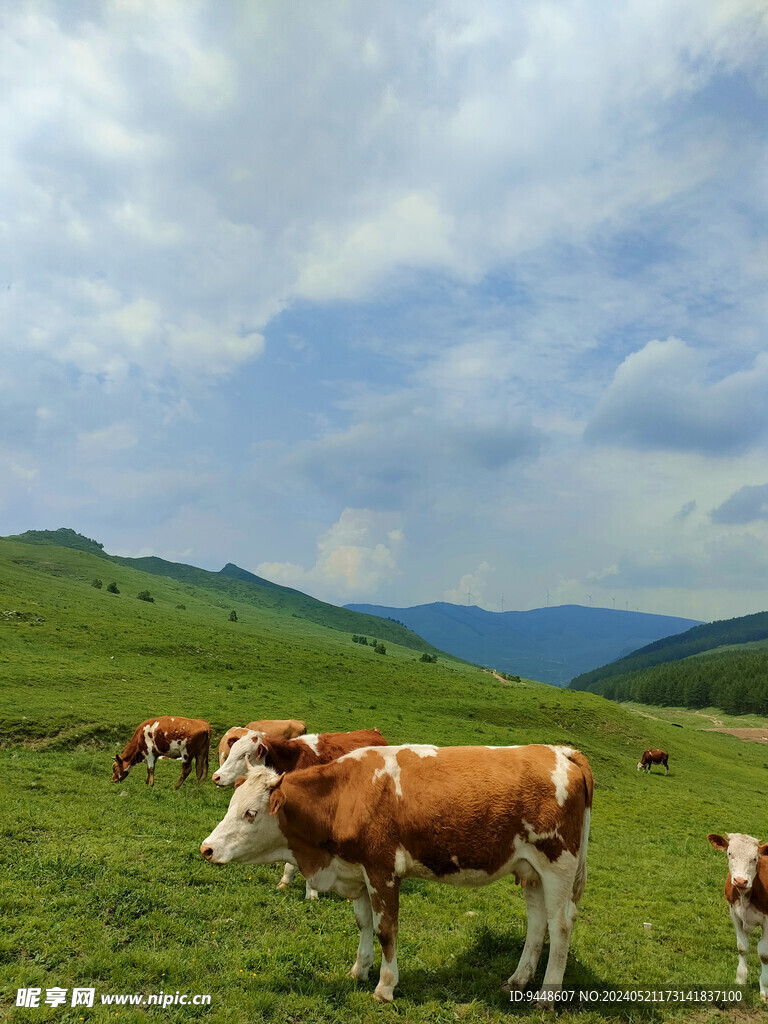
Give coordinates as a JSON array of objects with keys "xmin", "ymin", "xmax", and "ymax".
[{"xmin": 343, "ymin": 602, "xmax": 703, "ymax": 686}]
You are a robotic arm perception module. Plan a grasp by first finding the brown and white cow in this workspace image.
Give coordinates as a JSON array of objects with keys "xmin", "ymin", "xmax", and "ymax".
[
  {"xmin": 637, "ymin": 749, "xmax": 668, "ymax": 774},
  {"xmin": 212, "ymin": 728, "xmax": 387, "ymax": 788},
  {"xmin": 708, "ymin": 832, "xmax": 768, "ymax": 1000},
  {"xmin": 201, "ymin": 743, "xmax": 593, "ymax": 1003},
  {"xmin": 217, "ymin": 719, "xmax": 306, "ymax": 765},
  {"xmin": 212, "ymin": 728, "xmax": 387, "ymax": 899},
  {"xmin": 112, "ymin": 717, "xmax": 210, "ymax": 789}
]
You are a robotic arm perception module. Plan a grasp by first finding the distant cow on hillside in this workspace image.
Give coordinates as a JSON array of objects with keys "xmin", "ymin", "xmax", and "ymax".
[
  {"xmin": 708, "ymin": 832, "xmax": 768, "ymax": 1000},
  {"xmin": 202, "ymin": 743, "xmax": 593, "ymax": 1002},
  {"xmin": 112, "ymin": 717, "xmax": 210, "ymax": 788},
  {"xmin": 217, "ymin": 719, "xmax": 306, "ymax": 764},
  {"xmin": 637, "ymin": 749, "xmax": 669, "ymax": 774}
]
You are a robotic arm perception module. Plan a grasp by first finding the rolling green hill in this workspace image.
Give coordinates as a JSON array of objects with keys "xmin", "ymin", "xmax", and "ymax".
[
  {"xmin": 569, "ymin": 644, "xmax": 768, "ymax": 716},
  {"xmin": 570, "ymin": 609, "xmax": 768, "ymax": 693},
  {"xmin": 3, "ymin": 535, "xmax": 768, "ymax": 1022},
  {"xmin": 5, "ymin": 528, "xmax": 445, "ymax": 659}
]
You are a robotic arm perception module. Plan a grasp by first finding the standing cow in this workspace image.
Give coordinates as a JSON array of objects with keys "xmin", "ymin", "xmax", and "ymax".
[
  {"xmin": 212, "ymin": 728, "xmax": 387, "ymax": 899},
  {"xmin": 708, "ymin": 832, "xmax": 768, "ymax": 1000},
  {"xmin": 201, "ymin": 743, "xmax": 593, "ymax": 1003},
  {"xmin": 218, "ymin": 719, "xmax": 306, "ymax": 765},
  {"xmin": 112, "ymin": 716, "xmax": 210, "ymax": 789},
  {"xmin": 637, "ymin": 749, "xmax": 668, "ymax": 774}
]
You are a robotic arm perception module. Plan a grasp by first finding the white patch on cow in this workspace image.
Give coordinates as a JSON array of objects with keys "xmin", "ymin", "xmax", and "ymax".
[
  {"xmin": 165, "ymin": 738, "xmax": 188, "ymax": 760},
  {"xmin": 403, "ymin": 744, "xmax": 438, "ymax": 758},
  {"xmin": 299, "ymin": 734, "xmax": 320, "ymax": 754},
  {"xmin": 373, "ymin": 750, "xmax": 403, "ymax": 796},
  {"xmin": 550, "ymin": 746, "xmax": 575, "ymax": 806},
  {"xmin": 339, "ymin": 747, "xmax": 373, "ymax": 762}
]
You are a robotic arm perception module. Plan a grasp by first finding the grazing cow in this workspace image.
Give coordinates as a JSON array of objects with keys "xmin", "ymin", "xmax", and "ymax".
[
  {"xmin": 212, "ymin": 728, "xmax": 387, "ymax": 899},
  {"xmin": 201, "ymin": 743, "xmax": 593, "ymax": 1003},
  {"xmin": 112, "ymin": 717, "xmax": 210, "ymax": 789},
  {"xmin": 217, "ymin": 719, "xmax": 306, "ymax": 765},
  {"xmin": 637, "ymin": 749, "xmax": 669, "ymax": 774},
  {"xmin": 708, "ymin": 832, "xmax": 768, "ymax": 1000}
]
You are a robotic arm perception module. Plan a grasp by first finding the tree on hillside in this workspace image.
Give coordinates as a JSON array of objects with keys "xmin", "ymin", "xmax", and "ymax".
[{"xmin": 107, "ymin": 582, "xmax": 119, "ymax": 594}]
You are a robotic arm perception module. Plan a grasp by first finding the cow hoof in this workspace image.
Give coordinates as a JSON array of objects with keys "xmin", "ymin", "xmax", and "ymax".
[
  {"xmin": 373, "ymin": 990, "xmax": 394, "ymax": 1004},
  {"xmin": 761, "ymin": 992, "xmax": 767, "ymax": 1004},
  {"xmin": 348, "ymin": 965, "xmax": 370, "ymax": 981},
  {"xmin": 306, "ymin": 890, "xmax": 319, "ymax": 901},
  {"xmin": 276, "ymin": 881, "xmax": 290, "ymax": 890}
]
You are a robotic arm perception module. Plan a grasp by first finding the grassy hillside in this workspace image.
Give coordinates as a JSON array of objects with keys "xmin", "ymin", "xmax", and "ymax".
[
  {"xmin": 570, "ymin": 609, "xmax": 768, "ymax": 691},
  {"xmin": 6, "ymin": 528, "xmax": 445, "ymax": 659},
  {"xmin": 1, "ymin": 538, "xmax": 767, "ymax": 1023}
]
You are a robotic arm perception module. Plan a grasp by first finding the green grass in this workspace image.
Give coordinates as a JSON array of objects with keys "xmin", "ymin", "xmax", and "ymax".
[{"xmin": 1, "ymin": 539, "xmax": 766, "ymax": 1023}]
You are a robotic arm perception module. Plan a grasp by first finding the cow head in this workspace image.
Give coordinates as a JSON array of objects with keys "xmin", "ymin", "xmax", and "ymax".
[
  {"xmin": 111, "ymin": 754, "xmax": 129, "ymax": 782},
  {"xmin": 212, "ymin": 731, "xmax": 267, "ymax": 787},
  {"xmin": 636, "ymin": 761, "xmax": 643, "ymax": 771},
  {"xmin": 201, "ymin": 764, "xmax": 287, "ymax": 864},
  {"xmin": 708, "ymin": 833, "xmax": 768, "ymax": 893}
]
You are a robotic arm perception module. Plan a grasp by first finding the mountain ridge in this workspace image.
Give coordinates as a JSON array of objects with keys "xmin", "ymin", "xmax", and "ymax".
[{"xmin": 345, "ymin": 600, "xmax": 703, "ymax": 686}]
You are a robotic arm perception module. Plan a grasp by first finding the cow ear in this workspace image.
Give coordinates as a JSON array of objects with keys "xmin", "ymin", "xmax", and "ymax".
[
  {"xmin": 251, "ymin": 736, "xmax": 267, "ymax": 760},
  {"xmin": 227, "ymin": 735, "xmax": 238, "ymax": 749},
  {"xmin": 268, "ymin": 774, "xmax": 285, "ymax": 815},
  {"xmin": 708, "ymin": 834, "xmax": 729, "ymax": 851},
  {"xmin": 234, "ymin": 776, "xmax": 247, "ymax": 789},
  {"xmin": 758, "ymin": 843, "xmax": 768, "ymax": 858}
]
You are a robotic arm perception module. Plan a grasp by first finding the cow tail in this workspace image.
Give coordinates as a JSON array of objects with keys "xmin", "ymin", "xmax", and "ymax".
[{"xmin": 566, "ymin": 750, "xmax": 593, "ymax": 906}]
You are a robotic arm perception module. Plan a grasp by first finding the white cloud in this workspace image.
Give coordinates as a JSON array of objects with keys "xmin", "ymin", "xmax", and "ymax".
[
  {"xmin": 76, "ymin": 422, "xmax": 138, "ymax": 459},
  {"xmin": 444, "ymin": 561, "xmax": 495, "ymax": 606},
  {"xmin": 257, "ymin": 509, "xmax": 403, "ymax": 600},
  {"xmin": 585, "ymin": 339, "xmax": 768, "ymax": 454}
]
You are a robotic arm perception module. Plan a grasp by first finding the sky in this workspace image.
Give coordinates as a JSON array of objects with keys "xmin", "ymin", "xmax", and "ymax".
[{"xmin": 2, "ymin": 0, "xmax": 768, "ymax": 622}]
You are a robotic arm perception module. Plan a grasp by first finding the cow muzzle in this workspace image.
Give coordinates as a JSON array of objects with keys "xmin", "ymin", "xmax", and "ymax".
[{"xmin": 200, "ymin": 843, "xmax": 215, "ymax": 862}]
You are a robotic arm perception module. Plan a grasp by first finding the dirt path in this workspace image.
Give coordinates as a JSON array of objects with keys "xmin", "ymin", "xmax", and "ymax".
[
  {"xmin": 693, "ymin": 710, "xmax": 724, "ymax": 727},
  {"xmin": 482, "ymin": 668, "xmax": 523, "ymax": 685},
  {"xmin": 705, "ymin": 727, "xmax": 768, "ymax": 744}
]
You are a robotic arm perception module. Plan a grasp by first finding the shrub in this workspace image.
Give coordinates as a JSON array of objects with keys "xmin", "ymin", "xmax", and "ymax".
[
  {"xmin": 229, "ymin": 610, "xmax": 238, "ymax": 622},
  {"xmin": 175, "ymin": 604, "xmax": 186, "ymax": 610},
  {"xmin": 420, "ymin": 652, "xmax": 437, "ymax": 663},
  {"xmin": 137, "ymin": 591, "xmax": 154, "ymax": 603},
  {"xmin": 374, "ymin": 643, "xmax": 386, "ymax": 655},
  {"xmin": 106, "ymin": 582, "xmax": 119, "ymax": 594},
  {"xmin": 91, "ymin": 579, "xmax": 102, "ymax": 589}
]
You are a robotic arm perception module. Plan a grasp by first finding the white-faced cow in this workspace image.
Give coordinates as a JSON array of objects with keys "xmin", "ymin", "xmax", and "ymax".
[
  {"xmin": 212, "ymin": 728, "xmax": 387, "ymax": 899},
  {"xmin": 112, "ymin": 717, "xmax": 210, "ymax": 789},
  {"xmin": 217, "ymin": 719, "xmax": 306, "ymax": 765},
  {"xmin": 708, "ymin": 832, "xmax": 768, "ymax": 1000},
  {"xmin": 201, "ymin": 743, "xmax": 593, "ymax": 1003},
  {"xmin": 637, "ymin": 749, "xmax": 668, "ymax": 774}
]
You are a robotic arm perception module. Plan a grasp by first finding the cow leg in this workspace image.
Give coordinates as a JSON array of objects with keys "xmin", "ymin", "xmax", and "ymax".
[
  {"xmin": 503, "ymin": 879, "xmax": 547, "ymax": 992},
  {"xmin": 758, "ymin": 920, "xmax": 768, "ymax": 1001},
  {"xmin": 305, "ymin": 879, "xmax": 318, "ymax": 900},
  {"xmin": 538, "ymin": 874, "xmax": 578, "ymax": 997},
  {"xmin": 195, "ymin": 751, "xmax": 208, "ymax": 783},
  {"xmin": 730, "ymin": 906, "xmax": 750, "ymax": 986},
  {"xmin": 349, "ymin": 891, "xmax": 375, "ymax": 982},
  {"xmin": 276, "ymin": 862, "xmax": 295, "ymax": 890},
  {"xmin": 146, "ymin": 754, "xmax": 155, "ymax": 786},
  {"xmin": 367, "ymin": 875, "xmax": 401, "ymax": 1003},
  {"xmin": 175, "ymin": 759, "xmax": 193, "ymax": 790}
]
